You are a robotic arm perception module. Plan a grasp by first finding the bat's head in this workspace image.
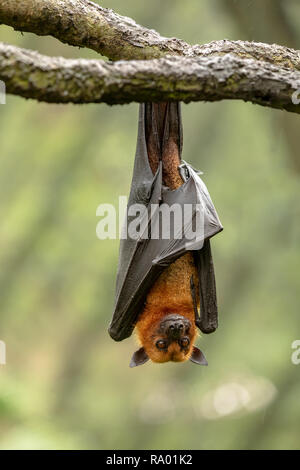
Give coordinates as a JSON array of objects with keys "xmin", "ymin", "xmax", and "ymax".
[{"xmin": 131, "ymin": 313, "xmax": 207, "ymax": 367}]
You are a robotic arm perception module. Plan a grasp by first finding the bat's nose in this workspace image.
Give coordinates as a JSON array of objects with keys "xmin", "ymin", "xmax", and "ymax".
[
  {"xmin": 159, "ymin": 314, "xmax": 191, "ymax": 338},
  {"xmin": 167, "ymin": 319, "xmax": 191, "ymax": 339},
  {"xmin": 168, "ymin": 321, "xmax": 184, "ymax": 338},
  {"xmin": 169, "ymin": 320, "xmax": 184, "ymax": 331}
]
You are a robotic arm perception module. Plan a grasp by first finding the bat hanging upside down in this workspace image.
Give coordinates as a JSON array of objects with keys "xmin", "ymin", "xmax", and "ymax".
[{"xmin": 109, "ymin": 102, "xmax": 222, "ymax": 367}]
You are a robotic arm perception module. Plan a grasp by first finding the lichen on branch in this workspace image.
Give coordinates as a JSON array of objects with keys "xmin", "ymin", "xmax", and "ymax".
[
  {"xmin": 0, "ymin": 0, "xmax": 190, "ymax": 60},
  {"xmin": 1, "ymin": 0, "xmax": 300, "ymax": 71},
  {"xmin": 1, "ymin": 42, "xmax": 300, "ymax": 114},
  {"xmin": 0, "ymin": 0, "xmax": 300, "ymax": 113}
]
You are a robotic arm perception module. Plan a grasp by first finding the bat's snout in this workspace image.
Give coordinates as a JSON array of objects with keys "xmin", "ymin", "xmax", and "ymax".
[
  {"xmin": 159, "ymin": 314, "xmax": 191, "ymax": 339},
  {"xmin": 168, "ymin": 321, "xmax": 185, "ymax": 339}
]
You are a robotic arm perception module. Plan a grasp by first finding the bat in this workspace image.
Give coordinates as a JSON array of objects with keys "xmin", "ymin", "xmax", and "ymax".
[{"xmin": 109, "ymin": 102, "xmax": 222, "ymax": 367}]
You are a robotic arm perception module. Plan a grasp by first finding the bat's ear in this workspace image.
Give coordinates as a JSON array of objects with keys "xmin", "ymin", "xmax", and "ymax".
[
  {"xmin": 129, "ymin": 347, "xmax": 149, "ymax": 368},
  {"xmin": 189, "ymin": 346, "xmax": 208, "ymax": 366}
]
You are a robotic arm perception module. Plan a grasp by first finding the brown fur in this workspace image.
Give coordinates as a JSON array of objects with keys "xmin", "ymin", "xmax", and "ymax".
[
  {"xmin": 136, "ymin": 253, "xmax": 199, "ymax": 363},
  {"xmin": 135, "ymin": 103, "xmax": 200, "ymax": 363}
]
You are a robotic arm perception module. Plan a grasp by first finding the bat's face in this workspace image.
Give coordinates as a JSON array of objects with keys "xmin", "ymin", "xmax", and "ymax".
[
  {"xmin": 146, "ymin": 313, "xmax": 195, "ymax": 363},
  {"xmin": 131, "ymin": 313, "xmax": 208, "ymax": 367}
]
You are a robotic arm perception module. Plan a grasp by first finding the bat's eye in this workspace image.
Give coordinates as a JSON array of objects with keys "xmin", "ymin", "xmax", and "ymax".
[
  {"xmin": 156, "ymin": 340, "xmax": 167, "ymax": 350},
  {"xmin": 180, "ymin": 337, "xmax": 190, "ymax": 349}
]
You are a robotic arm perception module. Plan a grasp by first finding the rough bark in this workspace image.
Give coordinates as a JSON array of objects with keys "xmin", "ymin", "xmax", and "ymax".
[
  {"xmin": 0, "ymin": 0, "xmax": 300, "ymax": 113},
  {"xmin": 194, "ymin": 40, "xmax": 300, "ymax": 73},
  {"xmin": 0, "ymin": 0, "xmax": 190, "ymax": 60},
  {"xmin": 1, "ymin": 42, "xmax": 299, "ymax": 113},
  {"xmin": 1, "ymin": 0, "xmax": 300, "ymax": 72}
]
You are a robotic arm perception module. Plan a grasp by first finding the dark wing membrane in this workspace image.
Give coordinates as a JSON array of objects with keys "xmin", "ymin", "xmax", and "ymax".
[{"xmin": 193, "ymin": 240, "xmax": 218, "ymax": 334}]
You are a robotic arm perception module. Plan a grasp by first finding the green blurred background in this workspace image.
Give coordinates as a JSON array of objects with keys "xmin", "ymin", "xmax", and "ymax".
[{"xmin": 0, "ymin": 0, "xmax": 299, "ymax": 450}]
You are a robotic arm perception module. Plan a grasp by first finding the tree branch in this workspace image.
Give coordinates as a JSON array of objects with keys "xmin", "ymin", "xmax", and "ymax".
[
  {"xmin": 194, "ymin": 40, "xmax": 300, "ymax": 73},
  {"xmin": 1, "ymin": 0, "xmax": 300, "ymax": 74},
  {"xmin": 1, "ymin": 42, "xmax": 299, "ymax": 113},
  {"xmin": 1, "ymin": 0, "xmax": 300, "ymax": 113},
  {"xmin": 0, "ymin": 0, "xmax": 190, "ymax": 60}
]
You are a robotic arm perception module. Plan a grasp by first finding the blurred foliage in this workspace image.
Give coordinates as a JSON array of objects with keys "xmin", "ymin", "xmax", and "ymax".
[{"xmin": 0, "ymin": 0, "xmax": 299, "ymax": 450}]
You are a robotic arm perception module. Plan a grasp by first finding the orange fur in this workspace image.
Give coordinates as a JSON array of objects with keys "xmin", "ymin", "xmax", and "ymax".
[{"xmin": 136, "ymin": 253, "xmax": 199, "ymax": 363}]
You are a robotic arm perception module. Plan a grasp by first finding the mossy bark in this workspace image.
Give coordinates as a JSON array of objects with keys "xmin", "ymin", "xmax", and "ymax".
[
  {"xmin": 0, "ymin": 0, "xmax": 300, "ymax": 112},
  {"xmin": 1, "ymin": 43, "xmax": 300, "ymax": 113}
]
